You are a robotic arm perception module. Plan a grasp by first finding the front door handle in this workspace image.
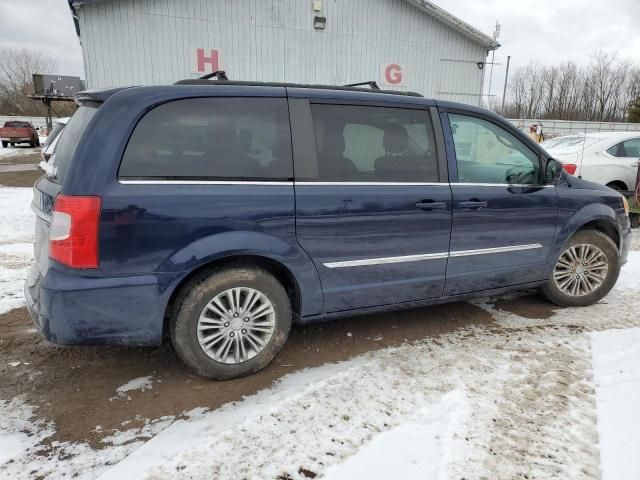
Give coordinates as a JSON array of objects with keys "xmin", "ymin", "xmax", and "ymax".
[
  {"xmin": 459, "ymin": 200, "xmax": 488, "ymax": 210},
  {"xmin": 416, "ymin": 201, "xmax": 447, "ymax": 211}
]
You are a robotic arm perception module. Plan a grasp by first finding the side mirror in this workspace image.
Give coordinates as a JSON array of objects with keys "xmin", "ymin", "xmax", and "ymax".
[{"xmin": 544, "ymin": 158, "xmax": 562, "ymax": 184}]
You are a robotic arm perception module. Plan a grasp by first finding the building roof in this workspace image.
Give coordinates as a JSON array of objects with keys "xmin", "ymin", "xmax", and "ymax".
[
  {"xmin": 69, "ymin": 0, "xmax": 499, "ymax": 49},
  {"xmin": 406, "ymin": 0, "xmax": 499, "ymax": 49}
]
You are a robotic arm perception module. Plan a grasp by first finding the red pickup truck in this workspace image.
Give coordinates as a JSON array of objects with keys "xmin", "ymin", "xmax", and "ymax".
[{"xmin": 0, "ymin": 121, "xmax": 40, "ymax": 148}]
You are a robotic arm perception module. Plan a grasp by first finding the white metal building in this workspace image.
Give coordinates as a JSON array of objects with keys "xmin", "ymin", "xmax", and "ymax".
[{"xmin": 69, "ymin": 0, "xmax": 498, "ymax": 104}]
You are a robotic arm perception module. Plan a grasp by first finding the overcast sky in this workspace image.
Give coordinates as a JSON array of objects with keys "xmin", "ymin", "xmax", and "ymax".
[{"xmin": 1, "ymin": 0, "xmax": 639, "ymax": 97}]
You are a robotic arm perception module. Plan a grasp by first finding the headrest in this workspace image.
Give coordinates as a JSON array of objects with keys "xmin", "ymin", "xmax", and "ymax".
[{"xmin": 383, "ymin": 124, "xmax": 409, "ymax": 154}]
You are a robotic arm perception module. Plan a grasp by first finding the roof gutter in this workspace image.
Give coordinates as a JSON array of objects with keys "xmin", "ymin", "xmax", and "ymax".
[
  {"xmin": 67, "ymin": 0, "xmax": 80, "ymax": 36},
  {"xmin": 404, "ymin": 0, "xmax": 500, "ymax": 49}
]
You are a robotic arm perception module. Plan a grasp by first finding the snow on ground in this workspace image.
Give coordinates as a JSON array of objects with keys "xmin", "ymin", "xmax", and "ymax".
[
  {"xmin": 115, "ymin": 376, "xmax": 155, "ymax": 395},
  {"xmin": 0, "ymin": 398, "xmax": 53, "ymax": 466},
  {"xmin": 591, "ymin": 328, "xmax": 640, "ymax": 480},
  {"xmin": 0, "ymin": 184, "xmax": 638, "ymax": 479},
  {"xmin": 0, "ymin": 187, "xmax": 34, "ymax": 245},
  {"xmin": 0, "ymin": 187, "xmax": 34, "ymax": 314},
  {"xmin": 0, "ymin": 145, "xmax": 39, "ymax": 159},
  {"xmin": 0, "ymin": 396, "xmax": 165, "ymax": 480},
  {"xmin": 110, "ymin": 376, "xmax": 157, "ymax": 401},
  {"xmin": 631, "ymin": 229, "xmax": 640, "ymax": 250},
  {"xmin": 322, "ymin": 389, "xmax": 468, "ymax": 480}
]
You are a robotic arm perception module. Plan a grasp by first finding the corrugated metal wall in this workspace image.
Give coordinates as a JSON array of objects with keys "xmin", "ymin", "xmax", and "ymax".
[{"xmin": 77, "ymin": 0, "xmax": 489, "ymax": 104}]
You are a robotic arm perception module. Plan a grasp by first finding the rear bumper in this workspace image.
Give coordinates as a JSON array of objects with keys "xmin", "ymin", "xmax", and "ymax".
[
  {"xmin": 24, "ymin": 265, "xmax": 172, "ymax": 346},
  {"xmin": 1, "ymin": 137, "xmax": 31, "ymax": 142}
]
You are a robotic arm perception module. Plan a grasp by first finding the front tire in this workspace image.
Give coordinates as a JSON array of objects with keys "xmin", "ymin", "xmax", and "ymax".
[
  {"xmin": 1, "ymin": 141, "xmax": 7, "ymax": 148},
  {"xmin": 542, "ymin": 230, "xmax": 620, "ymax": 307},
  {"xmin": 171, "ymin": 266, "xmax": 292, "ymax": 380},
  {"xmin": 605, "ymin": 182, "xmax": 625, "ymax": 192}
]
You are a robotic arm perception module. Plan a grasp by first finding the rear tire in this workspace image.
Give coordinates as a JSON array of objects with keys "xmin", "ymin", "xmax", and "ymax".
[
  {"xmin": 1, "ymin": 141, "xmax": 7, "ymax": 148},
  {"xmin": 541, "ymin": 230, "xmax": 620, "ymax": 307},
  {"xmin": 171, "ymin": 266, "xmax": 292, "ymax": 380}
]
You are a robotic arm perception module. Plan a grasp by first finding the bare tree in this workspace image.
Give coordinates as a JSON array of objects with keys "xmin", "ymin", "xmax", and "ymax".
[
  {"xmin": 0, "ymin": 48, "xmax": 57, "ymax": 115},
  {"xmin": 495, "ymin": 51, "xmax": 638, "ymax": 123},
  {"xmin": 587, "ymin": 51, "xmax": 630, "ymax": 121}
]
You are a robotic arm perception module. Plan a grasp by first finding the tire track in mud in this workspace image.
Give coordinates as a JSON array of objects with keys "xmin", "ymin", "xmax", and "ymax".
[{"xmin": 468, "ymin": 328, "xmax": 600, "ymax": 479}]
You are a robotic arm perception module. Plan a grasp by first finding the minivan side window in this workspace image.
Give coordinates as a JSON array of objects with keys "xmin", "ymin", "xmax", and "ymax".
[
  {"xmin": 448, "ymin": 114, "xmax": 540, "ymax": 185},
  {"xmin": 119, "ymin": 98, "xmax": 292, "ymax": 180},
  {"xmin": 308, "ymin": 104, "xmax": 439, "ymax": 182},
  {"xmin": 606, "ymin": 138, "xmax": 640, "ymax": 158}
]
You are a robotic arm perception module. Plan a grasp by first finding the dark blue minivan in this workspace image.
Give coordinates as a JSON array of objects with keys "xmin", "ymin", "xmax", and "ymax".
[{"xmin": 26, "ymin": 79, "xmax": 632, "ymax": 379}]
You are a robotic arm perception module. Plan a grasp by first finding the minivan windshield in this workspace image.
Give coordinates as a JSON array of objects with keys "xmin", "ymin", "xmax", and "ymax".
[{"xmin": 48, "ymin": 106, "xmax": 96, "ymax": 184}]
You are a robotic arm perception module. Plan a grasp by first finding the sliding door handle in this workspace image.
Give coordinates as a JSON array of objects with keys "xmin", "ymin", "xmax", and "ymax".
[{"xmin": 416, "ymin": 201, "xmax": 447, "ymax": 211}]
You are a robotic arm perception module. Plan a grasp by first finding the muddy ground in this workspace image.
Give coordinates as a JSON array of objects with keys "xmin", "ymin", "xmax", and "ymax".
[
  {"xmin": 0, "ymin": 151, "xmax": 41, "ymax": 187},
  {"xmin": 0, "ymin": 292, "xmax": 557, "ymax": 449}
]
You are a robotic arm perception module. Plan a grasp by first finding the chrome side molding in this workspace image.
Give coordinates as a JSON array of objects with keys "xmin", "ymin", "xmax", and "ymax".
[{"xmin": 323, "ymin": 243, "xmax": 543, "ymax": 268}]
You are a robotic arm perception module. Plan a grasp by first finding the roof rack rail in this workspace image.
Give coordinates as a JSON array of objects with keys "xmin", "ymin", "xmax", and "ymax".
[
  {"xmin": 344, "ymin": 81, "xmax": 380, "ymax": 90},
  {"xmin": 173, "ymin": 78, "xmax": 423, "ymax": 97},
  {"xmin": 199, "ymin": 70, "xmax": 228, "ymax": 80}
]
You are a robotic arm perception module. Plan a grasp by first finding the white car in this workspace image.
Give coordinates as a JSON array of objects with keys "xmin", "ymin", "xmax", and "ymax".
[{"xmin": 540, "ymin": 132, "xmax": 640, "ymax": 191}]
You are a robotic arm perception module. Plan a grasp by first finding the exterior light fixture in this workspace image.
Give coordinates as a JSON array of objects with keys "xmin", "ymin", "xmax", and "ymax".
[{"xmin": 314, "ymin": 16, "xmax": 326, "ymax": 30}]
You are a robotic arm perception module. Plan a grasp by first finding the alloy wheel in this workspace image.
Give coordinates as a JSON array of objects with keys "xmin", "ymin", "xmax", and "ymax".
[
  {"xmin": 552, "ymin": 243, "xmax": 609, "ymax": 297},
  {"xmin": 197, "ymin": 287, "xmax": 276, "ymax": 364}
]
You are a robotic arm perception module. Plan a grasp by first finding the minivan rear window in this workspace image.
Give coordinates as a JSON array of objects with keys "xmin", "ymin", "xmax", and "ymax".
[
  {"xmin": 48, "ymin": 106, "xmax": 97, "ymax": 184},
  {"xmin": 119, "ymin": 97, "xmax": 292, "ymax": 180}
]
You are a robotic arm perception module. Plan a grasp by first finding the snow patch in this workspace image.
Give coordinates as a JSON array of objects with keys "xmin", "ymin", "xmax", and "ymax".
[
  {"xmin": 38, "ymin": 160, "xmax": 56, "ymax": 177},
  {"xmin": 0, "ymin": 264, "xmax": 32, "ymax": 314},
  {"xmin": 111, "ymin": 376, "xmax": 156, "ymax": 400},
  {"xmin": 591, "ymin": 327, "xmax": 640, "ymax": 480},
  {"xmin": 0, "ymin": 147, "xmax": 36, "ymax": 159},
  {"xmin": 323, "ymin": 388, "xmax": 468, "ymax": 480},
  {"xmin": 101, "ymin": 416, "xmax": 175, "ymax": 446},
  {"xmin": 0, "ymin": 398, "xmax": 176, "ymax": 480},
  {"xmin": 0, "ymin": 398, "xmax": 53, "ymax": 467},
  {"xmin": 0, "ymin": 187, "xmax": 35, "ymax": 314},
  {"xmin": 0, "ymin": 187, "xmax": 34, "ymax": 245}
]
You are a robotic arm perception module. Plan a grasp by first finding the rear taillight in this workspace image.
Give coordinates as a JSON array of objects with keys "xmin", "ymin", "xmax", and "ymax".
[
  {"xmin": 49, "ymin": 195, "xmax": 101, "ymax": 268},
  {"xmin": 562, "ymin": 163, "xmax": 577, "ymax": 175}
]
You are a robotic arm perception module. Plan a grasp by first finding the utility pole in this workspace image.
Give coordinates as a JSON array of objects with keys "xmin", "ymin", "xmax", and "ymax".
[
  {"xmin": 501, "ymin": 55, "xmax": 511, "ymax": 112},
  {"xmin": 487, "ymin": 20, "xmax": 501, "ymax": 98}
]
